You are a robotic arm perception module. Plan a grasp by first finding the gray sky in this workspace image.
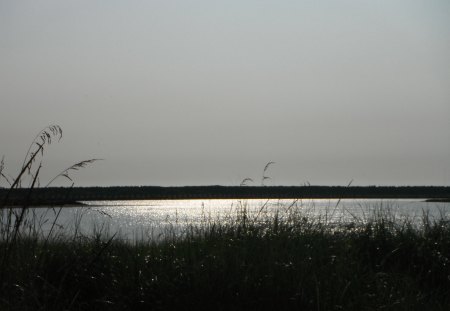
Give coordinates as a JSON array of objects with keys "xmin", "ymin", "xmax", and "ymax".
[{"xmin": 1, "ymin": 0, "xmax": 449, "ymax": 187}]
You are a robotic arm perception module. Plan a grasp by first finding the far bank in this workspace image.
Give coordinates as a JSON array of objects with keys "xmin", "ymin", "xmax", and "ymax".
[{"xmin": 1, "ymin": 186, "xmax": 449, "ymax": 206}]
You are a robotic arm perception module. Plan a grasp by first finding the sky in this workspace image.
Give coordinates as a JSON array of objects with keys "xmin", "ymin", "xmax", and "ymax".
[{"xmin": 1, "ymin": 0, "xmax": 449, "ymax": 187}]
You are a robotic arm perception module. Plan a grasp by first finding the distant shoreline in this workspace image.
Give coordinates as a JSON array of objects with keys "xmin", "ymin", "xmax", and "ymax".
[
  {"xmin": 1, "ymin": 186, "xmax": 449, "ymax": 207},
  {"xmin": 424, "ymin": 198, "xmax": 450, "ymax": 203},
  {"xmin": 1, "ymin": 200, "xmax": 87, "ymax": 208}
]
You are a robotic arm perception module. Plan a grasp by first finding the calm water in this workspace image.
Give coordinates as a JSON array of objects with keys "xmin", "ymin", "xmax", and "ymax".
[{"xmin": 3, "ymin": 199, "xmax": 450, "ymax": 241}]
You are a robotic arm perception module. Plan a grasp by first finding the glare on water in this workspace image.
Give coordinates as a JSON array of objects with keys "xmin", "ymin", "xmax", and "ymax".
[{"xmin": 3, "ymin": 199, "xmax": 449, "ymax": 241}]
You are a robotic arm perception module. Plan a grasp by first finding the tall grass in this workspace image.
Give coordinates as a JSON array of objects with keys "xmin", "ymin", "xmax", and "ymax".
[
  {"xmin": 0, "ymin": 126, "xmax": 100, "ymax": 300},
  {"xmin": 1, "ymin": 199, "xmax": 449, "ymax": 310},
  {"xmin": 1, "ymin": 129, "xmax": 449, "ymax": 310}
]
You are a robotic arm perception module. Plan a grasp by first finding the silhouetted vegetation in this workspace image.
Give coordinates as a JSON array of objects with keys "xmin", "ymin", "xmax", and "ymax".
[
  {"xmin": 1, "ymin": 208, "xmax": 450, "ymax": 310},
  {"xmin": 2, "ymin": 126, "xmax": 449, "ymax": 310},
  {"xmin": 1, "ymin": 185, "xmax": 449, "ymax": 205}
]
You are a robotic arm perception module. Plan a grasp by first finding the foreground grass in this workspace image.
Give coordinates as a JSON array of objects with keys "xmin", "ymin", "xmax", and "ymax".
[
  {"xmin": 1, "ymin": 211, "xmax": 450, "ymax": 311},
  {"xmin": 2, "ymin": 127, "xmax": 449, "ymax": 309}
]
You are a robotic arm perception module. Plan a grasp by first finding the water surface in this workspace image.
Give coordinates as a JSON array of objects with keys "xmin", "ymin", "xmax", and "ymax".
[{"xmin": 3, "ymin": 199, "xmax": 449, "ymax": 241}]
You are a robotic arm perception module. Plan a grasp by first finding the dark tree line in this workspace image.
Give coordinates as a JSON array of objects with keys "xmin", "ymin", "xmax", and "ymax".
[{"xmin": 1, "ymin": 186, "xmax": 449, "ymax": 205}]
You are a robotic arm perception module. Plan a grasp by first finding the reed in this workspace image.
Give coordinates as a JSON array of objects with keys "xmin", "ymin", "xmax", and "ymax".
[
  {"xmin": 1, "ymin": 130, "xmax": 449, "ymax": 310},
  {"xmin": 1, "ymin": 200, "xmax": 449, "ymax": 310},
  {"xmin": 0, "ymin": 126, "xmax": 99, "ymax": 297}
]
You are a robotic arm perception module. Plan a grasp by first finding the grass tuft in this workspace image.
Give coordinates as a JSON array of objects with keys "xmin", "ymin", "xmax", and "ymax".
[{"xmin": 1, "ymin": 129, "xmax": 449, "ymax": 310}]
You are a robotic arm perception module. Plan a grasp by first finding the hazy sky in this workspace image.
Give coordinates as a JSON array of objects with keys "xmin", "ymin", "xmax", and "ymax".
[{"xmin": 1, "ymin": 0, "xmax": 449, "ymax": 187}]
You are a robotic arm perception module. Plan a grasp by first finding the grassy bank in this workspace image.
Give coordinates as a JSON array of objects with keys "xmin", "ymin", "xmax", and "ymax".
[
  {"xmin": 1, "ymin": 128, "xmax": 449, "ymax": 310},
  {"xmin": 1, "ymin": 207, "xmax": 449, "ymax": 311}
]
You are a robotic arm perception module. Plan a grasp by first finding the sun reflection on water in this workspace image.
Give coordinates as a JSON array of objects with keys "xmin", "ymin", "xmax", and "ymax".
[{"xmin": 4, "ymin": 199, "xmax": 448, "ymax": 241}]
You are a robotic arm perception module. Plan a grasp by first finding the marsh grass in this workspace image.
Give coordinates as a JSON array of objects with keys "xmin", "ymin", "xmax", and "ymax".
[
  {"xmin": 1, "ymin": 129, "xmax": 450, "ymax": 310},
  {"xmin": 1, "ymin": 200, "xmax": 449, "ymax": 310}
]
